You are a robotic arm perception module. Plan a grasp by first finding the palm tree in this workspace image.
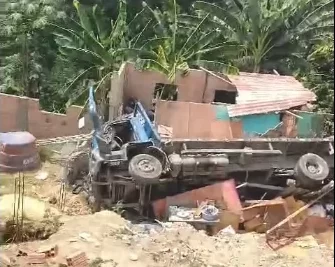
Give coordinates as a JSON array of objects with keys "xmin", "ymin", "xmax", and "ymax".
[
  {"xmin": 123, "ymin": 0, "xmax": 238, "ymax": 99},
  {"xmin": 50, "ymin": 0, "xmax": 154, "ymax": 110},
  {"xmin": 193, "ymin": 0, "xmax": 334, "ymax": 73}
]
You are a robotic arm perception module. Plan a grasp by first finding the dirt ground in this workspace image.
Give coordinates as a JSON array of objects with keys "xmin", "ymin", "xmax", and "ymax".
[
  {"xmin": 0, "ymin": 162, "xmax": 334, "ymax": 267},
  {"xmin": 0, "ymin": 162, "xmax": 91, "ymax": 216}
]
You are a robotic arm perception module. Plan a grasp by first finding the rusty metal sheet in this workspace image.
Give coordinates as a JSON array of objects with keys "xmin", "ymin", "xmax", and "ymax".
[
  {"xmin": 152, "ymin": 179, "xmax": 243, "ymax": 219},
  {"xmin": 227, "ymin": 72, "xmax": 316, "ymax": 117},
  {"xmin": 242, "ymin": 198, "xmax": 291, "ymax": 232},
  {"xmin": 281, "ymin": 113, "xmax": 297, "ymax": 137},
  {"xmin": 0, "ymin": 132, "xmax": 40, "ymax": 173}
]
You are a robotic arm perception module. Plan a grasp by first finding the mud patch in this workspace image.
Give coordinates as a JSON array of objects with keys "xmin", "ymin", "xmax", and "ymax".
[{"xmin": 3, "ymin": 215, "xmax": 61, "ymax": 243}]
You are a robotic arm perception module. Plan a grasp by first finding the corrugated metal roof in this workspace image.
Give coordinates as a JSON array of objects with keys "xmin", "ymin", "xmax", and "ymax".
[{"xmin": 226, "ymin": 72, "xmax": 316, "ymax": 117}]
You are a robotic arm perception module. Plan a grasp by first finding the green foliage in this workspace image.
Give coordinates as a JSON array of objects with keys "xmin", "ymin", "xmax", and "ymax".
[
  {"xmin": 51, "ymin": 0, "xmax": 154, "ymax": 115},
  {"xmin": 0, "ymin": 0, "xmax": 66, "ymax": 95},
  {"xmin": 0, "ymin": 0, "xmax": 77, "ymax": 113},
  {"xmin": 125, "ymin": 0, "xmax": 238, "ymax": 99},
  {"xmin": 193, "ymin": 0, "xmax": 334, "ymax": 73},
  {"xmin": 302, "ymin": 37, "xmax": 334, "ymax": 114},
  {"xmin": 39, "ymin": 57, "xmax": 79, "ymax": 113},
  {"xmin": 0, "ymin": 0, "xmax": 333, "ymax": 118}
]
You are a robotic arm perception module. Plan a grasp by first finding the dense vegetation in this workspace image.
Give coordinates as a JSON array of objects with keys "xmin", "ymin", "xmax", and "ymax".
[{"xmin": 0, "ymin": 0, "xmax": 333, "ymax": 116}]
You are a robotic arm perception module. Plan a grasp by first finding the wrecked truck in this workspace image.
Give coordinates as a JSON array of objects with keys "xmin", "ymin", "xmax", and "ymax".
[{"xmin": 64, "ymin": 88, "xmax": 334, "ymax": 212}]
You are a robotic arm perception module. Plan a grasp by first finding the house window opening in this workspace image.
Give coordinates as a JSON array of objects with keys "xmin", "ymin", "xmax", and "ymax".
[
  {"xmin": 154, "ymin": 83, "xmax": 178, "ymax": 101},
  {"xmin": 213, "ymin": 90, "xmax": 236, "ymax": 104}
]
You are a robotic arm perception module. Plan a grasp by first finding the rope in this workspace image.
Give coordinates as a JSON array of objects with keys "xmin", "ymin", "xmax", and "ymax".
[{"xmin": 36, "ymin": 133, "xmax": 92, "ymax": 146}]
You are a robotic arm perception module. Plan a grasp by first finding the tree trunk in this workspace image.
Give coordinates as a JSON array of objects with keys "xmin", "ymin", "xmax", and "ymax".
[{"xmin": 21, "ymin": 34, "xmax": 30, "ymax": 96}]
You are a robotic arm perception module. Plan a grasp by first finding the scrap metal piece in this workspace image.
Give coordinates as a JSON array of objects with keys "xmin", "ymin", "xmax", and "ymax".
[
  {"xmin": 266, "ymin": 185, "xmax": 334, "ymax": 250},
  {"xmin": 329, "ymin": 142, "xmax": 334, "ymax": 155},
  {"xmin": 201, "ymin": 205, "xmax": 219, "ymax": 221},
  {"xmin": 194, "ymin": 200, "xmax": 209, "ymax": 219},
  {"xmin": 242, "ymin": 197, "xmax": 291, "ymax": 234},
  {"xmin": 236, "ymin": 182, "xmax": 284, "ymax": 191},
  {"xmin": 180, "ymin": 148, "xmax": 282, "ymax": 155}
]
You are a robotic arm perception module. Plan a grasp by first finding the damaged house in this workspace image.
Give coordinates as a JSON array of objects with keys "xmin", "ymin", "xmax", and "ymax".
[
  {"xmin": 110, "ymin": 62, "xmax": 322, "ymax": 139},
  {"xmin": 69, "ymin": 62, "xmax": 334, "ymax": 240}
]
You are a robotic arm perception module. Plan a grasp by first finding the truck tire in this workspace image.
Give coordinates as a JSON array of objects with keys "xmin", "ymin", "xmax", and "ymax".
[
  {"xmin": 128, "ymin": 154, "xmax": 163, "ymax": 183},
  {"xmin": 294, "ymin": 153, "xmax": 329, "ymax": 188}
]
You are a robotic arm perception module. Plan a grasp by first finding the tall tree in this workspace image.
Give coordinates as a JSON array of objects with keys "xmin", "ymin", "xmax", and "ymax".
[
  {"xmin": 125, "ymin": 0, "xmax": 237, "ymax": 99},
  {"xmin": 301, "ymin": 36, "xmax": 334, "ymax": 135},
  {"xmin": 0, "ymin": 0, "xmax": 69, "ymax": 97},
  {"xmin": 193, "ymin": 0, "xmax": 334, "ymax": 73},
  {"xmin": 51, "ymin": 0, "xmax": 156, "ymax": 117},
  {"xmin": 302, "ymin": 36, "xmax": 334, "ymax": 114}
]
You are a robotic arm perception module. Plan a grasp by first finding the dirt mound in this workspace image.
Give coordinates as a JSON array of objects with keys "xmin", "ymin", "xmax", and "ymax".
[
  {"xmin": 46, "ymin": 184, "xmax": 92, "ymax": 216},
  {"xmin": 0, "ymin": 194, "xmax": 47, "ymax": 222},
  {"xmin": 1, "ymin": 211, "xmax": 334, "ymax": 267},
  {"xmin": 135, "ymin": 223, "xmax": 334, "ymax": 267},
  {"xmin": 0, "ymin": 195, "xmax": 61, "ymax": 243}
]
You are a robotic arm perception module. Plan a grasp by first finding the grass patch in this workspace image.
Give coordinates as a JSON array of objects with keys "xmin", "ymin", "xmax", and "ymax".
[{"xmin": 38, "ymin": 146, "xmax": 55, "ymax": 163}]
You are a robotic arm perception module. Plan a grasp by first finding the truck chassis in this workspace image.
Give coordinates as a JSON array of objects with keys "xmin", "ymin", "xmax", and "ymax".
[{"xmin": 64, "ymin": 88, "xmax": 334, "ymax": 212}]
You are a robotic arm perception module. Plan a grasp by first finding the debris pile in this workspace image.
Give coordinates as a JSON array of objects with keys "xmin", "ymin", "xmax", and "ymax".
[
  {"xmin": 0, "ymin": 245, "xmax": 89, "ymax": 267},
  {"xmin": 0, "ymin": 206, "xmax": 333, "ymax": 267},
  {"xmin": 151, "ymin": 178, "xmax": 334, "ymax": 250},
  {"xmin": 65, "ymin": 251, "xmax": 89, "ymax": 267}
]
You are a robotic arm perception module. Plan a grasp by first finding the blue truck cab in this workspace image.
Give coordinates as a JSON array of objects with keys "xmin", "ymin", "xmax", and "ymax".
[{"xmin": 88, "ymin": 87, "xmax": 166, "ymax": 185}]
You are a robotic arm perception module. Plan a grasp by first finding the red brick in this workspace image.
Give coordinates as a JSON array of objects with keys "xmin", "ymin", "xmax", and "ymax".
[
  {"xmin": 27, "ymin": 253, "xmax": 46, "ymax": 264},
  {"xmin": 66, "ymin": 251, "xmax": 87, "ymax": 266},
  {"xmin": 67, "ymin": 257, "xmax": 88, "ymax": 266}
]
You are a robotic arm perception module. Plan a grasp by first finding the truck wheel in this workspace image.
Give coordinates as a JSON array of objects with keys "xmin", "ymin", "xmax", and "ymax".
[
  {"xmin": 128, "ymin": 154, "xmax": 163, "ymax": 183},
  {"xmin": 294, "ymin": 153, "xmax": 329, "ymax": 188}
]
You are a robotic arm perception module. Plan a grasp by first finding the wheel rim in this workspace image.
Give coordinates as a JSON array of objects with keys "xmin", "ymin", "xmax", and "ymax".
[
  {"xmin": 306, "ymin": 162, "xmax": 322, "ymax": 175},
  {"xmin": 137, "ymin": 159, "xmax": 155, "ymax": 173}
]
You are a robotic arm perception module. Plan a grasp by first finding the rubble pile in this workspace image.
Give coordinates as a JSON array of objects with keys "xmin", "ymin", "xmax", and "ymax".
[
  {"xmin": 0, "ymin": 205, "xmax": 333, "ymax": 267},
  {"xmin": 0, "ymin": 245, "xmax": 89, "ymax": 267}
]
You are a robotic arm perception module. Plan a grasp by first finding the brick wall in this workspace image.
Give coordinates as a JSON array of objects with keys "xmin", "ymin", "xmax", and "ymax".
[
  {"xmin": 123, "ymin": 63, "xmax": 237, "ymax": 110},
  {"xmin": 0, "ymin": 93, "xmax": 90, "ymax": 139}
]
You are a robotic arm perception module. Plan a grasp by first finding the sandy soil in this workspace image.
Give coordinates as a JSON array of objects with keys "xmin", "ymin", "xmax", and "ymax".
[
  {"xmin": 0, "ymin": 162, "xmax": 334, "ymax": 267},
  {"xmin": 1, "ymin": 210, "xmax": 334, "ymax": 267},
  {"xmin": 0, "ymin": 162, "xmax": 91, "ymax": 216}
]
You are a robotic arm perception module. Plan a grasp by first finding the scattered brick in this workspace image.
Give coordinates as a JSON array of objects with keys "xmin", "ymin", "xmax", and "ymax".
[
  {"xmin": 37, "ymin": 244, "xmax": 59, "ymax": 258},
  {"xmin": 66, "ymin": 251, "xmax": 88, "ymax": 267},
  {"xmin": 17, "ymin": 248, "xmax": 33, "ymax": 257},
  {"xmin": 27, "ymin": 253, "xmax": 46, "ymax": 265}
]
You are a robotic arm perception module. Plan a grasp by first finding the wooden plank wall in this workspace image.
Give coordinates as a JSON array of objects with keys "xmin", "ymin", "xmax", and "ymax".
[{"xmin": 155, "ymin": 100, "xmax": 243, "ymax": 139}]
